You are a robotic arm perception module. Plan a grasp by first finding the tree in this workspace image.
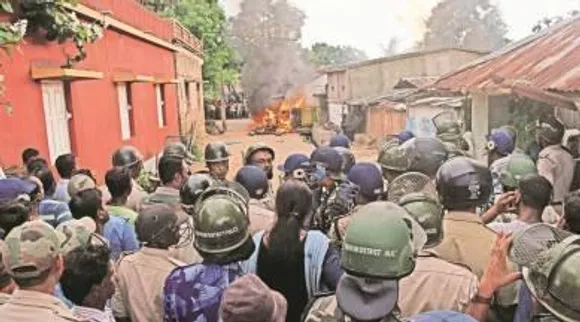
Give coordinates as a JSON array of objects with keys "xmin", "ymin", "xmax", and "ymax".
[
  {"xmin": 230, "ymin": 0, "xmax": 314, "ymax": 111},
  {"xmin": 420, "ymin": 0, "xmax": 508, "ymax": 52},
  {"xmin": 308, "ymin": 42, "xmax": 367, "ymax": 67},
  {"xmin": 171, "ymin": 0, "xmax": 240, "ymax": 99}
]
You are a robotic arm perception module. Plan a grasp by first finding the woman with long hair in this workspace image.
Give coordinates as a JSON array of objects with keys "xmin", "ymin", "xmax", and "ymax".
[{"xmin": 244, "ymin": 180, "xmax": 342, "ymax": 322}]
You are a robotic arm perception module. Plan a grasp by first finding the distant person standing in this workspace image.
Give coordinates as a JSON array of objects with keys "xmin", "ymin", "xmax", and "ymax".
[
  {"xmin": 111, "ymin": 146, "xmax": 148, "ymax": 211},
  {"xmin": 53, "ymin": 154, "xmax": 77, "ymax": 203},
  {"xmin": 21, "ymin": 148, "xmax": 40, "ymax": 167},
  {"xmin": 536, "ymin": 117, "xmax": 574, "ymax": 217}
]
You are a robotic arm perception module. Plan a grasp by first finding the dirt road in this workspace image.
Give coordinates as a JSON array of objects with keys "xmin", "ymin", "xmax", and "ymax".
[{"xmin": 194, "ymin": 119, "xmax": 378, "ymax": 181}]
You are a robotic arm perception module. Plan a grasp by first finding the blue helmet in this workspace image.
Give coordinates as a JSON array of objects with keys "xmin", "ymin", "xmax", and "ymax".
[
  {"xmin": 486, "ymin": 128, "xmax": 515, "ymax": 156},
  {"xmin": 329, "ymin": 134, "xmax": 351, "ymax": 149},
  {"xmin": 278, "ymin": 153, "xmax": 310, "ymax": 174},
  {"xmin": 347, "ymin": 163, "xmax": 384, "ymax": 201},
  {"xmin": 234, "ymin": 166, "xmax": 269, "ymax": 199}
]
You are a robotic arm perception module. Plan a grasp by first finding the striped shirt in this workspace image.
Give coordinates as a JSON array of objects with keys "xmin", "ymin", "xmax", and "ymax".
[{"xmin": 72, "ymin": 305, "xmax": 115, "ymax": 322}]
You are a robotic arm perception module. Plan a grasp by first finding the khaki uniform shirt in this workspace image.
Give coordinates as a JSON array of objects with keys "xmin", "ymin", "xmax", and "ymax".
[
  {"xmin": 0, "ymin": 289, "xmax": 81, "ymax": 321},
  {"xmin": 248, "ymin": 199, "xmax": 275, "ymax": 234},
  {"xmin": 433, "ymin": 211, "xmax": 518, "ymax": 306},
  {"xmin": 537, "ymin": 145, "xmax": 574, "ymax": 204},
  {"xmin": 112, "ymin": 247, "xmax": 185, "ymax": 322},
  {"xmin": 398, "ymin": 250, "xmax": 478, "ymax": 316}
]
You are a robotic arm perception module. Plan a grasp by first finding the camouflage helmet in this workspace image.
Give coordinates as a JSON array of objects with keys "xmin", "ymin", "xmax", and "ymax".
[
  {"xmin": 499, "ymin": 154, "xmax": 537, "ymax": 189},
  {"xmin": 401, "ymin": 137, "xmax": 448, "ymax": 178},
  {"xmin": 442, "ymin": 141, "xmax": 465, "ymax": 159},
  {"xmin": 334, "ymin": 147, "xmax": 356, "ymax": 174},
  {"xmin": 244, "ymin": 142, "xmax": 275, "ymax": 165},
  {"xmin": 436, "ymin": 157, "xmax": 492, "ymax": 210},
  {"xmin": 378, "ymin": 146, "xmax": 410, "ymax": 173},
  {"xmin": 205, "ymin": 142, "xmax": 230, "ymax": 163},
  {"xmin": 192, "ymin": 187, "xmax": 254, "ymax": 263},
  {"xmin": 520, "ymin": 235, "xmax": 580, "ymax": 322},
  {"xmin": 432, "ymin": 111, "xmax": 461, "ymax": 135},
  {"xmin": 180, "ymin": 173, "xmax": 216, "ymax": 209},
  {"xmin": 399, "ymin": 192, "xmax": 444, "ymax": 248},
  {"xmin": 112, "ymin": 146, "xmax": 142, "ymax": 168},
  {"xmin": 341, "ymin": 202, "xmax": 416, "ymax": 279}
]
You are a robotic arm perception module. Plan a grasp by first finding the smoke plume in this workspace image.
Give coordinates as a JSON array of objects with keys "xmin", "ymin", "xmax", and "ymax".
[{"xmin": 230, "ymin": 0, "xmax": 315, "ymax": 112}]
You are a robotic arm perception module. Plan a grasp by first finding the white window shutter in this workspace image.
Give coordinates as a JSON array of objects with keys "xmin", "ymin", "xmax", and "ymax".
[
  {"xmin": 117, "ymin": 83, "xmax": 131, "ymax": 140},
  {"xmin": 156, "ymin": 84, "xmax": 164, "ymax": 127},
  {"xmin": 41, "ymin": 81, "xmax": 71, "ymax": 164}
]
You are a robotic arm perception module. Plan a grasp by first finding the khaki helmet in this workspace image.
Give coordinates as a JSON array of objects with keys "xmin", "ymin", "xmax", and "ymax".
[
  {"xmin": 399, "ymin": 192, "xmax": 444, "ymax": 248},
  {"xmin": 341, "ymin": 202, "xmax": 419, "ymax": 279},
  {"xmin": 192, "ymin": 187, "xmax": 254, "ymax": 263},
  {"xmin": 243, "ymin": 142, "xmax": 275, "ymax": 165},
  {"xmin": 499, "ymin": 154, "xmax": 537, "ymax": 189},
  {"xmin": 205, "ymin": 142, "xmax": 230, "ymax": 163}
]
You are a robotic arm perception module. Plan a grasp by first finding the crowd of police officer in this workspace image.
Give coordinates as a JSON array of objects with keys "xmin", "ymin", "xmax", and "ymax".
[{"xmin": 0, "ymin": 110, "xmax": 579, "ymax": 322}]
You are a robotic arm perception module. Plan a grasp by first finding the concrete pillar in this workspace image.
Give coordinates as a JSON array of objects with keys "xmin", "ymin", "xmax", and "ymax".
[{"xmin": 472, "ymin": 92, "xmax": 490, "ymax": 163}]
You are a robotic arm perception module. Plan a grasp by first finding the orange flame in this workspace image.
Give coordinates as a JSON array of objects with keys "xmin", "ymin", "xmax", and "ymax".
[{"xmin": 249, "ymin": 93, "xmax": 307, "ymax": 135}]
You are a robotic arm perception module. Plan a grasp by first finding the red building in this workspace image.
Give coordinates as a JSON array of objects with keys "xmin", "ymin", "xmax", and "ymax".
[{"xmin": 0, "ymin": 0, "xmax": 203, "ymax": 181}]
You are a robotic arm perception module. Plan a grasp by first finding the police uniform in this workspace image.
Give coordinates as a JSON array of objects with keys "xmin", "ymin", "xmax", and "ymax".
[
  {"xmin": 303, "ymin": 295, "xmax": 405, "ymax": 322},
  {"xmin": 537, "ymin": 144, "xmax": 575, "ymax": 213},
  {"xmin": 433, "ymin": 211, "xmax": 518, "ymax": 306},
  {"xmin": 398, "ymin": 250, "xmax": 478, "ymax": 316},
  {"xmin": 0, "ymin": 289, "xmax": 81, "ymax": 321},
  {"xmin": 248, "ymin": 199, "xmax": 275, "ymax": 234},
  {"xmin": 112, "ymin": 247, "xmax": 186, "ymax": 322}
]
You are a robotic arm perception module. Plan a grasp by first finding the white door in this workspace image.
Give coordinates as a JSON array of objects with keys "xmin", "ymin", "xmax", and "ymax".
[
  {"xmin": 329, "ymin": 103, "xmax": 344, "ymax": 126},
  {"xmin": 41, "ymin": 81, "xmax": 71, "ymax": 164},
  {"xmin": 116, "ymin": 83, "xmax": 132, "ymax": 140}
]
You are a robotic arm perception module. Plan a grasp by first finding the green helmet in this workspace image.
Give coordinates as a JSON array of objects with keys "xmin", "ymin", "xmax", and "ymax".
[
  {"xmin": 499, "ymin": 154, "xmax": 537, "ymax": 189},
  {"xmin": 378, "ymin": 146, "xmax": 410, "ymax": 173},
  {"xmin": 521, "ymin": 235, "xmax": 580, "ymax": 322},
  {"xmin": 205, "ymin": 142, "xmax": 230, "ymax": 163},
  {"xmin": 192, "ymin": 187, "xmax": 254, "ymax": 263},
  {"xmin": 399, "ymin": 192, "xmax": 444, "ymax": 248},
  {"xmin": 341, "ymin": 202, "xmax": 416, "ymax": 279},
  {"xmin": 244, "ymin": 142, "xmax": 275, "ymax": 165}
]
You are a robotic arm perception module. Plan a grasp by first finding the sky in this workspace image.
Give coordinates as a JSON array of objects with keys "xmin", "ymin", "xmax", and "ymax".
[{"xmin": 220, "ymin": 0, "xmax": 580, "ymax": 58}]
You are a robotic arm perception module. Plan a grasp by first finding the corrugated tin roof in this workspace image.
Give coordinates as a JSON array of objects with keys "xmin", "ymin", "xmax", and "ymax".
[
  {"xmin": 346, "ymin": 89, "xmax": 418, "ymax": 106},
  {"xmin": 394, "ymin": 76, "xmax": 439, "ymax": 89},
  {"xmin": 434, "ymin": 15, "xmax": 580, "ymax": 92},
  {"xmin": 323, "ymin": 48, "xmax": 488, "ymax": 73}
]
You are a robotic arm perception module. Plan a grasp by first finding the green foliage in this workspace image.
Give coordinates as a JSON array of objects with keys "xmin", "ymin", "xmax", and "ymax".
[
  {"xmin": 421, "ymin": 0, "xmax": 508, "ymax": 51},
  {"xmin": 170, "ymin": 0, "xmax": 240, "ymax": 99},
  {"xmin": 0, "ymin": 1, "xmax": 25, "ymax": 50},
  {"xmin": 17, "ymin": 0, "xmax": 106, "ymax": 67},
  {"xmin": 308, "ymin": 42, "xmax": 368, "ymax": 67}
]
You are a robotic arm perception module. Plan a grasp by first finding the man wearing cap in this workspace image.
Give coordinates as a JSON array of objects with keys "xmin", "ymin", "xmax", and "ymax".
[
  {"xmin": 536, "ymin": 117, "xmax": 574, "ymax": 218},
  {"xmin": 244, "ymin": 143, "xmax": 277, "ymax": 210},
  {"xmin": 310, "ymin": 146, "xmax": 357, "ymax": 233},
  {"xmin": 485, "ymin": 128, "xmax": 516, "ymax": 210},
  {"xmin": 0, "ymin": 178, "xmax": 38, "ymax": 238},
  {"xmin": 303, "ymin": 202, "xmax": 419, "ymax": 322},
  {"xmin": 113, "ymin": 204, "xmax": 188, "ymax": 322},
  {"xmin": 109, "ymin": 146, "xmax": 148, "ymax": 211},
  {"xmin": 163, "ymin": 187, "xmax": 255, "ymax": 322},
  {"xmin": 278, "ymin": 153, "xmax": 310, "ymax": 183},
  {"xmin": 204, "ymin": 142, "xmax": 231, "ymax": 183},
  {"xmin": 0, "ymin": 220, "xmax": 81, "ymax": 321},
  {"xmin": 235, "ymin": 166, "xmax": 275, "ymax": 234},
  {"xmin": 397, "ymin": 193, "xmax": 479, "ymax": 316}
]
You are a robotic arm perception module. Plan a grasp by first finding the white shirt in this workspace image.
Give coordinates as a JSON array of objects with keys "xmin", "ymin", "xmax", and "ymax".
[
  {"xmin": 72, "ymin": 305, "xmax": 115, "ymax": 322},
  {"xmin": 488, "ymin": 219, "xmax": 530, "ymax": 235}
]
